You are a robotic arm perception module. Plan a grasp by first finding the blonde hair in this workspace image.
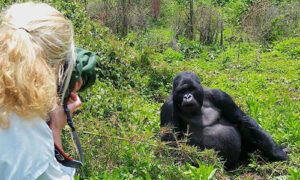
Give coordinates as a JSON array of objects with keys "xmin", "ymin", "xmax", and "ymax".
[{"xmin": 0, "ymin": 2, "xmax": 75, "ymax": 128}]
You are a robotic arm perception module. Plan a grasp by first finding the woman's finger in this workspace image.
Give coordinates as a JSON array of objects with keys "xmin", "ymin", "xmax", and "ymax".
[
  {"xmin": 68, "ymin": 92, "xmax": 78, "ymax": 101},
  {"xmin": 72, "ymin": 78, "xmax": 83, "ymax": 93},
  {"xmin": 67, "ymin": 92, "xmax": 82, "ymax": 114}
]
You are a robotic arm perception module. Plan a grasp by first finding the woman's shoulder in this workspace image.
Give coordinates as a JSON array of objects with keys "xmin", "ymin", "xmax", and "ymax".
[
  {"xmin": 1, "ymin": 112, "xmax": 53, "ymax": 147},
  {"xmin": 0, "ymin": 113, "xmax": 54, "ymax": 179}
]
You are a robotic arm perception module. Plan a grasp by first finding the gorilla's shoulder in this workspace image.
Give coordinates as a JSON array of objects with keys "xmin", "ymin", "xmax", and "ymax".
[
  {"xmin": 161, "ymin": 94, "xmax": 173, "ymax": 109},
  {"xmin": 203, "ymin": 87, "xmax": 228, "ymax": 98},
  {"xmin": 164, "ymin": 94, "xmax": 173, "ymax": 104},
  {"xmin": 203, "ymin": 88, "xmax": 233, "ymax": 104}
]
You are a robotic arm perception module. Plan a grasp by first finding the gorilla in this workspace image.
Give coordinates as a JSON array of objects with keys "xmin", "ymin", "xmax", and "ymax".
[{"xmin": 160, "ymin": 71, "xmax": 288, "ymax": 168}]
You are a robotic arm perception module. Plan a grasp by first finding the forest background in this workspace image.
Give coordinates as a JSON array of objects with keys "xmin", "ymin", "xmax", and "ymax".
[{"xmin": 1, "ymin": 0, "xmax": 299, "ymax": 179}]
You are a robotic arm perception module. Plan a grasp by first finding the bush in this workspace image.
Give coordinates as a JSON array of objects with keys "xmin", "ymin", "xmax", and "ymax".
[
  {"xmin": 87, "ymin": 0, "xmax": 151, "ymax": 37},
  {"xmin": 171, "ymin": 1, "xmax": 224, "ymax": 45},
  {"xmin": 194, "ymin": 5, "xmax": 224, "ymax": 45},
  {"xmin": 178, "ymin": 37, "xmax": 203, "ymax": 59},
  {"xmin": 242, "ymin": 0, "xmax": 300, "ymax": 42},
  {"xmin": 162, "ymin": 48, "xmax": 184, "ymax": 63},
  {"xmin": 274, "ymin": 37, "xmax": 300, "ymax": 59}
]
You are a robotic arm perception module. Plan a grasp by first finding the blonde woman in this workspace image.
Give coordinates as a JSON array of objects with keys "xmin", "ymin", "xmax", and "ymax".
[{"xmin": 0, "ymin": 2, "xmax": 82, "ymax": 179}]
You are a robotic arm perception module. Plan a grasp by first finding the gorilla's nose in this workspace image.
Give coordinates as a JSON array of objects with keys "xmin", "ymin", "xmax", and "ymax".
[{"xmin": 184, "ymin": 94, "xmax": 193, "ymax": 102}]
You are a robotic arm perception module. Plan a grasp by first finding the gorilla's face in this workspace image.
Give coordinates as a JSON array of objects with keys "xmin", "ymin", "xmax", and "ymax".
[{"xmin": 172, "ymin": 72, "xmax": 204, "ymax": 114}]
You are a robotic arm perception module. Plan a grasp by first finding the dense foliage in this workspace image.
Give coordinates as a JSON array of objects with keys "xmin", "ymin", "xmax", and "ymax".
[{"xmin": 1, "ymin": 0, "xmax": 299, "ymax": 179}]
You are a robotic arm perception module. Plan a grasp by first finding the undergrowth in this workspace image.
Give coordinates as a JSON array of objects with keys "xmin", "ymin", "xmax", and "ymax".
[{"xmin": 1, "ymin": 0, "xmax": 299, "ymax": 179}]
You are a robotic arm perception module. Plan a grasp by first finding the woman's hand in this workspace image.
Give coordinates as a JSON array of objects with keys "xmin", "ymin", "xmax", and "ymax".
[
  {"xmin": 67, "ymin": 77, "xmax": 83, "ymax": 116},
  {"xmin": 49, "ymin": 78, "xmax": 82, "ymax": 148}
]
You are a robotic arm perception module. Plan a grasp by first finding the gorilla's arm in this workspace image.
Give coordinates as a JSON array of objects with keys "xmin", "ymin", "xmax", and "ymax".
[
  {"xmin": 208, "ymin": 89, "xmax": 288, "ymax": 161},
  {"xmin": 160, "ymin": 95, "xmax": 176, "ymax": 142},
  {"xmin": 160, "ymin": 95, "xmax": 186, "ymax": 142},
  {"xmin": 160, "ymin": 96, "xmax": 174, "ymax": 127}
]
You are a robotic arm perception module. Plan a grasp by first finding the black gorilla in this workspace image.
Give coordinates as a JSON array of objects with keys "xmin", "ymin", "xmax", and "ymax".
[{"xmin": 160, "ymin": 71, "xmax": 288, "ymax": 167}]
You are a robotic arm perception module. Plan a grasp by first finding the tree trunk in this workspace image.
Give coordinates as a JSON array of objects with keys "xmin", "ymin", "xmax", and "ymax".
[
  {"xmin": 151, "ymin": 0, "xmax": 160, "ymax": 19},
  {"xmin": 220, "ymin": 20, "xmax": 224, "ymax": 46},
  {"xmin": 188, "ymin": 0, "xmax": 194, "ymax": 39},
  {"xmin": 84, "ymin": 0, "xmax": 87, "ymax": 11},
  {"xmin": 121, "ymin": 0, "xmax": 128, "ymax": 37}
]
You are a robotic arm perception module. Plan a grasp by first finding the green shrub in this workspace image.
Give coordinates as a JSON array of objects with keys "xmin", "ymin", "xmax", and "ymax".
[
  {"xmin": 274, "ymin": 37, "xmax": 300, "ymax": 59},
  {"xmin": 162, "ymin": 48, "xmax": 184, "ymax": 63}
]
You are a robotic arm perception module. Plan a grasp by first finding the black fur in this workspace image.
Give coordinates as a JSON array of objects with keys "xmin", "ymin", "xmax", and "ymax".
[{"xmin": 160, "ymin": 71, "xmax": 288, "ymax": 168}]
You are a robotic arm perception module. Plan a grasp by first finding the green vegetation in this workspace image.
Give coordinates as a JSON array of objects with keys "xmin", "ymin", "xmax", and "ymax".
[{"xmin": 1, "ymin": 0, "xmax": 299, "ymax": 179}]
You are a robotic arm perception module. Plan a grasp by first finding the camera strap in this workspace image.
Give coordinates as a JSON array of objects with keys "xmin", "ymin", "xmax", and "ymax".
[{"xmin": 49, "ymin": 101, "xmax": 84, "ymax": 168}]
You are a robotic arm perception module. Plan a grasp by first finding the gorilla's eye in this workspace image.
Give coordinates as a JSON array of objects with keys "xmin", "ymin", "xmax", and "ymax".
[
  {"xmin": 184, "ymin": 87, "xmax": 194, "ymax": 92},
  {"xmin": 177, "ymin": 88, "xmax": 185, "ymax": 93},
  {"xmin": 177, "ymin": 86, "xmax": 194, "ymax": 94},
  {"xmin": 187, "ymin": 87, "xmax": 194, "ymax": 91}
]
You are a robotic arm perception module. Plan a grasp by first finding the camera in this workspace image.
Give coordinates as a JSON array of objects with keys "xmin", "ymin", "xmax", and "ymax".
[{"xmin": 63, "ymin": 47, "xmax": 97, "ymax": 100}]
